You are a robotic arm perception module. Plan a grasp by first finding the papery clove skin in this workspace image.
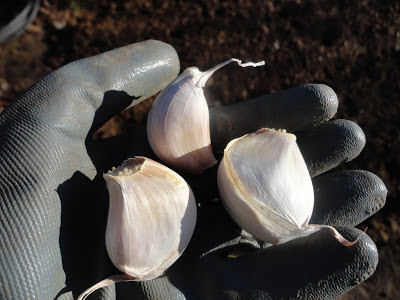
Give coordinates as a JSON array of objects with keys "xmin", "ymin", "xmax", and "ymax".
[
  {"xmin": 77, "ymin": 157, "xmax": 197, "ymax": 300},
  {"xmin": 217, "ymin": 128, "xmax": 360, "ymax": 246},
  {"xmin": 104, "ymin": 157, "xmax": 197, "ymax": 279},
  {"xmin": 147, "ymin": 58, "xmax": 265, "ymax": 174}
]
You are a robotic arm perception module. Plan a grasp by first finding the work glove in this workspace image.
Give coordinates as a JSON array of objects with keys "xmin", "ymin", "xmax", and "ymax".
[
  {"xmin": 0, "ymin": 0, "xmax": 40, "ymax": 44},
  {"xmin": 0, "ymin": 40, "xmax": 386, "ymax": 300}
]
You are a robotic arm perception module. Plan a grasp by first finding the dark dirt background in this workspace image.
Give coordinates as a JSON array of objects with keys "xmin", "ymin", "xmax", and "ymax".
[{"xmin": 0, "ymin": 0, "xmax": 398, "ymax": 299}]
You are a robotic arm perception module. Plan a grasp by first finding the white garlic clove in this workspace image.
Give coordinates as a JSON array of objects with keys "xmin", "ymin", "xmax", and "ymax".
[
  {"xmin": 78, "ymin": 157, "xmax": 197, "ymax": 300},
  {"xmin": 147, "ymin": 58, "xmax": 265, "ymax": 174},
  {"xmin": 217, "ymin": 128, "xmax": 361, "ymax": 246},
  {"xmin": 103, "ymin": 156, "xmax": 197, "ymax": 279}
]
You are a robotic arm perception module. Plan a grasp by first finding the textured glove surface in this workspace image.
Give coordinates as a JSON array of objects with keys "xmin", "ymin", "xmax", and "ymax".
[{"xmin": 0, "ymin": 40, "xmax": 179, "ymax": 299}]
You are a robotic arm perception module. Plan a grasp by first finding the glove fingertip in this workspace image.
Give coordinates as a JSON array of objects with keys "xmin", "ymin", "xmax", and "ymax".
[
  {"xmin": 311, "ymin": 170, "xmax": 387, "ymax": 227},
  {"xmin": 301, "ymin": 83, "xmax": 338, "ymax": 123},
  {"xmin": 298, "ymin": 119, "xmax": 366, "ymax": 177}
]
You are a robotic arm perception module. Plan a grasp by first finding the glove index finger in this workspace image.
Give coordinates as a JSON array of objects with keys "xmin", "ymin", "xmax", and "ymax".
[{"xmin": 210, "ymin": 84, "xmax": 338, "ymax": 152}]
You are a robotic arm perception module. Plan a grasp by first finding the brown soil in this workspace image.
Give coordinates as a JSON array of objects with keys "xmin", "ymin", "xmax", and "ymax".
[{"xmin": 0, "ymin": 0, "xmax": 399, "ymax": 299}]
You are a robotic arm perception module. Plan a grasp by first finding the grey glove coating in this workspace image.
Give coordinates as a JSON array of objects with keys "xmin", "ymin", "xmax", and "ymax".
[
  {"xmin": 310, "ymin": 170, "xmax": 387, "ymax": 227},
  {"xmin": 296, "ymin": 119, "xmax": 366, "ymax": 177},
  {"xmin": 210, "ymin": 84, "xmax": 338, "ymax": 153},
  {"xmin": 0, "ymin": 40, "xmax": 179, "ymax": 299}
]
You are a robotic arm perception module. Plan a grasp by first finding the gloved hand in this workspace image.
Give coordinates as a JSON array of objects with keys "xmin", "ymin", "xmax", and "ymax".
[{"xmin": 0, "ymin": 40, "xmax": 386, "ymax": 300}]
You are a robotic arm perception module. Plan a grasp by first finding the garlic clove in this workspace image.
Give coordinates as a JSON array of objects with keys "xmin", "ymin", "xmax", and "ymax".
[
  {"xmin": 103, "ymin": 157, "xmax": 197, "ymax": 280},
  {"xmin": 147, "ymin": 58, "xmax": 265, "ymax": 174},
  {"xmin": 78, "ymin": 157, "xmax": 197, "ymax": 300},
  {"xmin": 217, "ymin": 128, "xmax": 360, "ymax": 246}
]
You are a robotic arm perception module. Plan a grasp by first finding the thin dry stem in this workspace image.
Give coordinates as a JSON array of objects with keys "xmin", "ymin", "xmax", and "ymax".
[
  {"xmin": 77, "ymin": 274, "xmax": 138, "ymax": 300},
  {"xmin": 309, "ymin": 224, "xmax": 368, "ymax": 247}
]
